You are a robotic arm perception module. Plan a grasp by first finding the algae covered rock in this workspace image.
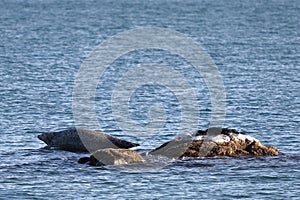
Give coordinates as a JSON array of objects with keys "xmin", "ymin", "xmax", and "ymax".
[{"xmin": 149, "ymin": 127, "xmax": 279, "ymax": 158}]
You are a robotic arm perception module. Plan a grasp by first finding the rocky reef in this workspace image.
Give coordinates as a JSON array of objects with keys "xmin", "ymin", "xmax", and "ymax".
[{"xmin": 149, "ymin": 127, "xmax": 279, "ymax": 158}]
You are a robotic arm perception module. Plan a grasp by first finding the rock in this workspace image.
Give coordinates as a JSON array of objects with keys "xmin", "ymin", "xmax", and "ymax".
[
  {"xmin": 79, "ymin": 148, "xmax": 145, "ymax": 166},
  {"xmin": 149, "ymin": 127, "xmax": 279, "ymax": 158},
  {"xmin": 38, "ymin": 128, "xmax": 139, "ymax": 152}
]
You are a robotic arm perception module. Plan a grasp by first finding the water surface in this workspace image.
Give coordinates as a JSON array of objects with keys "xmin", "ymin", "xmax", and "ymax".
[{"xmin": 0, "ymin": 0, "xmax": 299, "ymax": 199}]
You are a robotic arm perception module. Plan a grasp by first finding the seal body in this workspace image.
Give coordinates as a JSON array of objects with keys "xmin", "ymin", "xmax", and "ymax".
[
  {"xmin": 38, "ymin": 128, "xmax": 139, "ymax": 152},
  {"xmin": 79, "ymin": 148, "xmax": 144, "ymax": 166}
]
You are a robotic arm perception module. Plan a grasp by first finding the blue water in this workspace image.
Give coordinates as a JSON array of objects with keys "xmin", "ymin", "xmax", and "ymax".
[{"xmin": 0, "ymin": 0, "xmax": 299, "ymax": 199}]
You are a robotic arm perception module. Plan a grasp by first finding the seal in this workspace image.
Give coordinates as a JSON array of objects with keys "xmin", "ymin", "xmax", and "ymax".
[
  {"xmin": 38, "ymin": 127, "xmax": 139, "ymax": 152},
  {"xmin": 78, "ymin": 148, "xmax": 144, "ymax": 166}
]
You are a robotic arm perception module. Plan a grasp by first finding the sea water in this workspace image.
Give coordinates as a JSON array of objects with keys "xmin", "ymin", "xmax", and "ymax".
[{"xmin": 0, "ymin": 0, "xmax": 299, "ymax": 199}]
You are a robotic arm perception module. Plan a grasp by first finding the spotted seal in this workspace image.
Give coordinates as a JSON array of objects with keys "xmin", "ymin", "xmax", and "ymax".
[{"xmin": 38, "ymin": 127, "xmax": 139, "ymax": 152}]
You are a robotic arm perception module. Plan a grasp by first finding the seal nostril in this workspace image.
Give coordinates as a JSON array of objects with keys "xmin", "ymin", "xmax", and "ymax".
[{"xmin": 38, "ymin": 134, "xmax": 50, "ymax": 145}]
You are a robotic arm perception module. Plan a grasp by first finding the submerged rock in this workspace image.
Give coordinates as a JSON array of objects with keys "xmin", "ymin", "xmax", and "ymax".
[
  {"xmin": 149, "ymin": 127, "xmax": 279, "ymax": 158},
  {"xmin": 78, "ymin": 148, "xmax": 144, "ymax": 166},
  {"xmin": 38, "ymin": 128, "xmax": 139, "ymax": 152}
]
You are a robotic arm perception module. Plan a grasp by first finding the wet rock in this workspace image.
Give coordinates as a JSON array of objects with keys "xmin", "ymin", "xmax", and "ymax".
[
  {"xmin": 38, "ymin": 128, "xmax": 139, "ymax": 152},
  {"xmin": 150, "ymin": 127, "xmax": 279, "ymax": 158},
  {"xmin": 79, "ymin": 148, "xmax": 145, "ymax": 166}
]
